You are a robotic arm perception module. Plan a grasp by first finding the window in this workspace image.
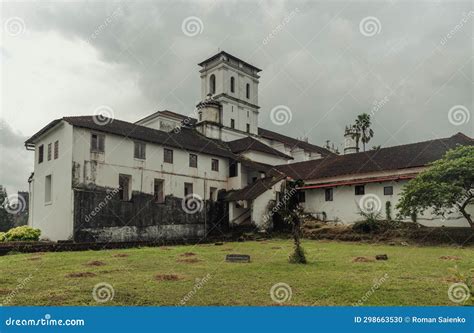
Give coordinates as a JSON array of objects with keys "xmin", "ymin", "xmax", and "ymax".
[
  {"xmin": 230, "ymin": 119, "xmax": 235, "ymax": 129},
  {"xmin": 246, "ymin": 83, "xmax": 250, "ymax": 98},
  {"xmin": 54, "ymin": 141, "xmax": 59, "ymax": 159},
  {"xmin": 246, "ymin": 124, "xmax": 250, "ymax": 133},
  {"xmin": 189, "ymin": 154, "xmax": 198, "ymax": 168},
  {"xmin": 209, "ymin": 187, "xmax": 217, "ymax": 201},
  {"xmin": 325, "ymin": 188, "xmax": 333, "ymax": 201},
  {"xmin": 298, "ymin": 191, "xmax": 306, "ymax": 203},
  {"xmin": 91, "ymin": 133, "xmax": 105, "ymax": 152},
  {"xmin": 230, "ymin": 77, "xmax": 235, "ymax": 93},
  {"xmin": 384, "ymin": 186, "xmax": 393, "ymax": 195},
  {"xmin": 184, "ymin": 182, "xmax": 193, "ymax": 196},
  {"xmin": 355, "ymin": 185, "xmax": 365, "ymax": 196},
  {"xmin": 118, "ymin": 174, "xmax": 131, "ymax": 201},
  {"xmin": 164, "ymin": 148, "xmax": 173, "ymax": 163},
  {"xmin": 211, "ymin": 159, "xmax": 219, "ymax": 171},
  {"xmin": 134, "ymin": 142, "xmax": 146, "ymax": 159},
  {"xmin": 47, "ymin": 143, "xmax": 52, "ymax": 161},
  {"xmin": 199, "ymin": 112, "xmax": 202, "ymax": 121},
  {"xmin": 154, "ymin": 179, "xmax": 164, "ymax": 203},
  {"xmin": 38, "ymin": 145, "xmax": 44, "ymax": 164},
  {"xmin": 209, "ymin": 74, "xmax": 216, "ymax": 94},
  {"xmin": 229, "ymin": 161, "xmax": 238, "ymax": 177},
  {"xmin": 45, "ymin": 175, "xmax": 52, "ymax": 203}
]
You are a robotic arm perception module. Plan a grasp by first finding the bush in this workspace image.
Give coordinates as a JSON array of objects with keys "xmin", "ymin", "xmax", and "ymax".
[
  {"xmin": 0, "ymin": 232, "xmax": 5, "ymax": 242},
  {"xmin": 4, "ymin": 226, "xmax": 41, "ymax": 241},
  {"xmin": 352, "ymin": 220, "xmax": 380, "ymax": 233},
  {"xmin": 288, "ymin": 244, "xmax": 307, "ymax": 264}
]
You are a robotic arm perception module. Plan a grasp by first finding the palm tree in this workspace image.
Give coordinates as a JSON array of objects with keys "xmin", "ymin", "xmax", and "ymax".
[{"xmin": 354, "ymin": 113, "xmax": 374, "ymax": 152}]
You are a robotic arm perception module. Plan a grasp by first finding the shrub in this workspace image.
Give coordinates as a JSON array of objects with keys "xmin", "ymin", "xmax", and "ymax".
[
  {"xmin": 4, "ymin": 226, "xmax": 41, "ymax": 241},
  {"xmin": 352, "ymin": 220, "xmax": 380, "ymax": 233},
  {"xmin": 288, "ymin": 244, "xmax": 307, "ymax": 264},
  {"xmin": 0, "ymin": 232, "xmax": 5, "ymax": 242}
]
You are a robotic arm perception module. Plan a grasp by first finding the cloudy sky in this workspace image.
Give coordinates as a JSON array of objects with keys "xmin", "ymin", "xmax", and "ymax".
[{"xmin": 1, "ymin": 0, "xmax": 472, "ymax": 194}]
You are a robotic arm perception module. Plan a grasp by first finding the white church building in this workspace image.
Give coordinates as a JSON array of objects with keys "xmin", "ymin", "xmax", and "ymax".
[{"xmin": 24, "ymin": 51, "xmax": 473, "ymax": 241}]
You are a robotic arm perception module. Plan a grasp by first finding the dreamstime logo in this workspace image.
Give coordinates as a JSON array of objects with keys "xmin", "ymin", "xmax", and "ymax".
[
  {"xmin": 448, "ymin": 105, "xmax": 470, "ymax": 126},
  {"xmin": 4, "ymin": 17, "xmax": 26, "ymax": 36},
  {"xmin": 353, "ymin": 273, "xmax": 389, "ymax": 306},
  {"xmin": 2, "ymin": 194, "xmax": 27, "ymax": 215},
  {"xmin": 92, "ymin": 105, "xmax": 115, "ymax": 126},
  {"xmin": 270, "ymin": 282, "xmax": 292, "ymax": 304},
  {"xmin": 359, "ymin": 194, "xmax": 382, "ymax": 214},
  {"xmin": 179, "ymin": 273, "xmax": 212, "ymax": 305},
  {"xmin": 181, "ymin": 16, "xmax": 203, "ymax": 37},
  {"xmin": 448, "ymin": 282, "xmax": 470, "ymax": 304},
  {"xmin": 181, "ymin": 194, "xmax": 203, "ymax": 214},
  {"xmin": 262, "ymin": 8, "xmax": 300, "ymax": 45},
  {"xmin": 359, "ymin": 16, "xmax": 381, "ymax": 37},
  {"xmin": 92, "ymin": 282, "xmax": 114, "ymax": 303},
  {"xmin": 270, "ymin": 105, "xmax": 292, "ymax": 126},
  {"xmin": 1, "ymin": 273, "xmax": 34, "ymax": 306}
]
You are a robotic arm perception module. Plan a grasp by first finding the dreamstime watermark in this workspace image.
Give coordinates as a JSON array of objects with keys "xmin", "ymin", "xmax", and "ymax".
[
  {"xmin": 440, "ymin": 11, "xmax": 473, "ymax": 47},
  {"xmin": 1, "ymin": 273, "xmax": 34, "ymax": 306},
  {"xmin": 262, "ymin": 8, "xmax": 300, "ymax": 45},
  {"xmin": 181, "ymin": 194, "xmax": 203, "ymax": 214},
  {"xmin": 181, "ymin": 16, "xmax": 203, "ymax": 37},
  {"xmin": 92, "ymin": 282, "xmax": 115, "ymax": 303},
  {"xmin": 370, "ymin": 95, "xmax": 390, "ymax": 117},
  {"xmin": 3, "ymin": 17, "xmax": 26, "ymax": 36},
  {"xmin": 2, "ymin": 194, "xmax": 27, "ymax": 215},
  {"xmin": 448, "ymin": 105, "xmax": 470, "ymax": 126},
  {"xmin": 92, "ymin": 105, "xmax": 115, "ymax": 126},
  {"xmin": 441, "ymin": 189, "xmax": 474, "ymax": 222},
  {"xmin": 87, "ymin": 7, "xmax": 123, "ymax": 43},
  {"xmin": 353, "ymin": 273, "xmax": 389, "ymax": 306},
  {"xmin": 358, "ymin": 194, "xmax": 382, "ymax": 214},
  {"xmin": 270, "ymin": 105, "xmax": 292, "ymax": 126},
  {"xmin": 179, "ymin": 273, "xmax": 212, "ymax": 305},
  {"xmin": 448, "ymin": 282, "xmax": 470, "ymax": 304},
  {"xmin": 359, "ymin": 16, "xmax": 381, "ymax": 37},
  {"xmin": 84, "ymin": 188, "xmax": 120, "ymax": 223},
  {"xmin": 270, "ymin": 282, "xmax": 292, "ymax": 304},
  {"xmin": 263, "ymin": 187, "xmax": 298, "ymax": 224}
]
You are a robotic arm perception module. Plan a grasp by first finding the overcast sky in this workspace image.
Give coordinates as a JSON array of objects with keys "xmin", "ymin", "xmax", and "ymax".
[{"xmin": 1, "ymin": 0, "xmax": 472, "ymax": 194}]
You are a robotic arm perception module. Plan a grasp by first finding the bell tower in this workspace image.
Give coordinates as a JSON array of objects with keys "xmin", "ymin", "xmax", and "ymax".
[{"xmin": 196, "ymin": 51, "xmax": 261, "ymax": 141}]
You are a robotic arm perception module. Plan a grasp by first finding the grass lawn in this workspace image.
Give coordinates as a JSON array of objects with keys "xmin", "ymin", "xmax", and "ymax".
[{"xmin": 0, "ymin": 239, "xmax": 472, "ymax": 306}]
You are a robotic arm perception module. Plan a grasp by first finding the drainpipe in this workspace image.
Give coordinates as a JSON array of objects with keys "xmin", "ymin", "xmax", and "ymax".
[{"xmin": 204, "ymin": 173, "xmax": 207, "ymax": 237}]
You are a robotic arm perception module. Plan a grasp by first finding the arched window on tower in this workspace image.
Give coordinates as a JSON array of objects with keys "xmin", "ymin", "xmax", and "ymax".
[
  {"xmin": 230, "ymin": 77, "xmax": 235, "ymax": 93},
  {"xmin": 209, "ymin": 74, "xmax": 216, "ymax": 94},
  {"xmin": 246, "ymin": 83, "xmax": 250, "ymax": 99}
]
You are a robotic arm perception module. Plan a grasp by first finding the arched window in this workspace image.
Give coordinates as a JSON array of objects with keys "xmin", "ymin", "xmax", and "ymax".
[
  {"xmin": 246, "ymin": 83, "xmax": 250, "ymax": 99},
  {"xmin": 230, "ymin": 77, "xmax": 235, "ymax": 93},
  {"xmin": 209, "ymin": 74, "xmax": 216, "ymax": 94}
]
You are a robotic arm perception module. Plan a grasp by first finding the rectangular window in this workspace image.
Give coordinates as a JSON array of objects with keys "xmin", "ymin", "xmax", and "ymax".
[
  {"xmin": 209, "ymin": 187, "xmax": 217, "ymax": 201},
  {"xmin": 38, "ymin": 145, "xmax": 44, "ymax": 164},
  {"xmin": 246, "ymin": 124, "xmax": 250, "ymax": 133},
  {"xmin": 54, "ymin": 141, "xmax": 59, "ymax": 159},
  {"xmin": 325, "ymin": 188, "xmax": 333, "ymax": 201},
  {"xmin": 355, "ymin": 185, "xmax": 365, "ymax": 196},
  {"xmin": 298, "ymin": 191, "xmax": 306, "ymax": 203},
  {"xmin": 154, "ymin": 179, "xmax": 164, "ymax": 203},
  {"xmin": 45, "ymin": 175, "xmax": 52, "ymax": 203},
  {"xmin": 189, "ymin": 154, "xmax": 198, "ymax": 168},
  {"xmin": 118, "ymin": 174, "xmax": 131, "ymax": 201},
  {"xmin": 164, "ymin": 148, "xmax": 173, "ymax": 163},
  {"xmin": 91, "ymin": 133, "xmax": 105, "ymax": 152},
  {"xmin": 47, "ymin": 143, "xmax": 52, "ymax": 161},
  {"xmin": 211, "ymin": 159, "xmax": 219, "ymax": 171},
  {"xmin": 134, "ymin": 142, "xmax": 146, "ymax": 159},
  {"xmin": 184, "ymin": 182, "xmax": 193, "ymax": 196},
  {"xmin": 384, "ymin": 186, "xmax": 393, "ymax": 195},
  {"xmin": 230, "ymin": 119, "xmax": 235, "ymax": 129},
  {"xmin": 229, "ymin": 161, "xmax": 238, "ymax": 177}
]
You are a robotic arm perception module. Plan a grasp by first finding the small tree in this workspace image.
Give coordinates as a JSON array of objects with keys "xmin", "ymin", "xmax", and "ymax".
[
  {"xmin": 277, "ymin": 180, "xmax": 307, "ymax": 264},
  {"xmin": 397, "ymin": 146, "xmax": 474, "ymax": 228},
  {"xmin": 0, "ymin": 186, "xmax": 14, "ymax": 232}
]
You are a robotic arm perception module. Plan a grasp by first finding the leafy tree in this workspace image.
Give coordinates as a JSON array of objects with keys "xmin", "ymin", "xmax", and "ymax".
[
  {"xmin": 0, "ymin": 186, "xmax": 14, "ymax": 232},
  {"xmin": 397, "ymin": 146, "xmax": 474, "ymax": 228}
]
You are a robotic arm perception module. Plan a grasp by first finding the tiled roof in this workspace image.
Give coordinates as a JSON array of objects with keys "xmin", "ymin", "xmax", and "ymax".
[
  {"xmin": 258, "ymin": 127, "xmax": 334, "ymax": 156},
  {"xmin": 227, "ymin": 136, "xmax": 293, "ymax": 159},
  {"xmin": 25, "ymin": 116, "xmax": 235, "ymax": 159},
  {"xmin": 224, "ymin": 175, "xmax": 285, "ymax": 201},
  {"xmin": 276, "ymin": 133, "xmax": 473, "ymax": 181},
  {"xmin": 135, "ymin": 110, "xmax": 197, "ymax": 126}
]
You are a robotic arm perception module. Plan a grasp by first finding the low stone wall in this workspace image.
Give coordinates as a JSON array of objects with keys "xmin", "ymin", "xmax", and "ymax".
[{"xmin": 73, "ymin": 188, "xmax": 226, "ymax": 243}]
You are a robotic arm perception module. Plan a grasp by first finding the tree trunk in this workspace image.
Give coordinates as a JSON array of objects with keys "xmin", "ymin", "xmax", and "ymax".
[{"xmin": 459, "ymin": 207, "xmax": 474, "ymax": 229}]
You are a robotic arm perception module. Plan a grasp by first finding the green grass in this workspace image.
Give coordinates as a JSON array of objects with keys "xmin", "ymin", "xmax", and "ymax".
[{"xmin": 0, "ymin": 239, "xmax": 472, "ymax": 306}]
